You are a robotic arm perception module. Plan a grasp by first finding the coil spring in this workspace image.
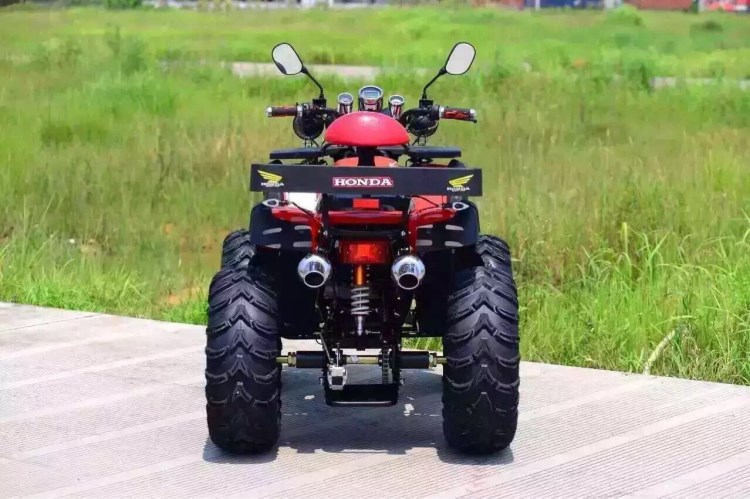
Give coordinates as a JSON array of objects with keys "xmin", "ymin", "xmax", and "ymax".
[{"xmin": 351, "ymin": 286, "xmax": 370, "ymax": 317}]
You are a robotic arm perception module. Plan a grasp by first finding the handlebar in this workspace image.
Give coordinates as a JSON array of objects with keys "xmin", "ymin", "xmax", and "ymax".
[
  {"xmin": 439, "ymin": 106, "xmax": 477, "ymax": 123},
  {"xmin": 398, "ymin": 105, "xmax": 477, "ymax": 125},
  {"xmin": 266, "ymin": 102, "xmax": 475, "ymax": 141},
  {"xmin": 266, "ymin": 104, "xmax": 340, "ymax": 121},
  {"xmin": 268, "ymin": 103, "xmax": 474, "ymax": 123},
  {"xmin": 266, "ymin": 106, "xmax": 300, "ymax": 118}
]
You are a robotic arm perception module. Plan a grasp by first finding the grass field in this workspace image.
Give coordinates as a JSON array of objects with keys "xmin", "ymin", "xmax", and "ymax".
[
  {"xmin": 3, "ymin": 5, "xmax": 750, "ymax": 77},
  {"xmin": 1, "ymin": 6, "xmax": 749, "ymax": 385}
]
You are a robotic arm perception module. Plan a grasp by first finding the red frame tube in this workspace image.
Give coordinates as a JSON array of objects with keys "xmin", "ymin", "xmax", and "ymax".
[{"xmin": 272, "ymin": 205, "xmax": 455, "ymax": 252}]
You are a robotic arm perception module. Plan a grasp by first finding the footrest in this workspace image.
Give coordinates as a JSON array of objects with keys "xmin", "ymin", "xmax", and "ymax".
[{"xmin": 325, "ymin": 383, "xmax": 399, "ymax": 407}]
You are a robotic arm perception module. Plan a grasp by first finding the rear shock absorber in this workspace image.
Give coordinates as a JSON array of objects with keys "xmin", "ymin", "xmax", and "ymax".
[{"xmin": 351, "ymin": 264, "xmax": 370, "ymax": 336}]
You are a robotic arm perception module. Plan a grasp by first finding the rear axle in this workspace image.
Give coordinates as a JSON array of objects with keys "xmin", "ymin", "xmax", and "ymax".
[{"xmin": 277, "ymin": 350, "xmax": 445, "ymax": 369}]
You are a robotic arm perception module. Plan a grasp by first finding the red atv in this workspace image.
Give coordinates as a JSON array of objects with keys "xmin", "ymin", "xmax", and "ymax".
[{"xmin": 205, "ymin": 42, "xmax": 519, "ymax": 455}]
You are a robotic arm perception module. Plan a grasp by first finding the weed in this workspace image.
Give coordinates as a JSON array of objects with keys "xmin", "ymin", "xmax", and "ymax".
[{"xmin": 1, "ymin": 8, "xmax": 750, "ymax": 385}]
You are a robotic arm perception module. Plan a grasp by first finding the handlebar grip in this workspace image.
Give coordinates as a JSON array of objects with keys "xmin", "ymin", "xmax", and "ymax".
[
  {"xmin": 266, "ymin": 105, "xmax": 299, "ymax": 118},
  {"xmin": 440, "ymin": 107, "xmax": 477, "ymax": 122}
]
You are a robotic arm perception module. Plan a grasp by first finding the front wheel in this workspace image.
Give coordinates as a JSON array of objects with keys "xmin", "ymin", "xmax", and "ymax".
[
  {"xmin": 205, "ymin": 266, "xmax": 281, "ymax": 453},
  {"xmin": 442, "ymin": 265, "xmax": 520, "ymax": 454}
]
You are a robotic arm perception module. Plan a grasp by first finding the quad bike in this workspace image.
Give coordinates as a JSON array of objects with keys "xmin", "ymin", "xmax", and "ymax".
[{"xmin": 205, "ymin": 42, "xmax": 520, "ymax": 455}]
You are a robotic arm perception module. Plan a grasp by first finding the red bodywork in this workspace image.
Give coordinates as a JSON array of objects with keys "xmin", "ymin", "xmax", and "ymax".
[
  {"xmin": 325, "ymin": 112, "xmax": 410, "ymax": 147},
  {"xmin": 272, "ymin": 201, "xmax": 454, "ymax": 252},
  {"xmin": 273, "ymin": 113, "xmax": 452, "ymax": 253},
  {"xmin": 334, "ymin": 156, "xmax": 399, "ymax": 168}
]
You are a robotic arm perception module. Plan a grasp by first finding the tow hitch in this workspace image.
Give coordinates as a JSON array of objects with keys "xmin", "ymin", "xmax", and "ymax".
[
  {"xmin": 276, "ymin": 351, "xmax": 445, "ymax": 369},
  {"xmin": 277, "ymin": 350, "xmax": 445, "ymax": 407}
]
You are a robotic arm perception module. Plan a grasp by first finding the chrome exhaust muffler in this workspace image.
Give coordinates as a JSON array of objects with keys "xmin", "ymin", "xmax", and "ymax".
[
  {"xmin": 391, "ymin": 255, "xmax": 426, "ymax": 291},
  {"xmin": 297, "ymin": 254, "xmax": 332, "ymax": 289}
]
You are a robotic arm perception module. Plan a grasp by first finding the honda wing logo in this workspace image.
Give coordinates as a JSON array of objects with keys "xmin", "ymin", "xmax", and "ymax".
[
  {"xmin": 332, "ymin": 177, "xmax": 394, "ymax": 188},
  {"xmin": 447, "ymin": 174, "xmax": 473, "ymax": 193},
  {"xmin": 258, "ymin": 170, "xmax": 284, "ymax": 188}
]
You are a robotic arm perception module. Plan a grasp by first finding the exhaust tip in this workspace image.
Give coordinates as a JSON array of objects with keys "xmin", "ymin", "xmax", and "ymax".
[
  {"xmin": 391, "ymin": 255, "xmax": 425, "ymax": 291},
  {"xmin": 298, "ymin": 254, "xmax": 331, "ymax": 289},
  {"xmin": 397, "ymin": 273, "xmax": 420, "ymax": 291},
  {"xmin": 303, "ymin": 271, "xmax": 326, "ymax": 288}
]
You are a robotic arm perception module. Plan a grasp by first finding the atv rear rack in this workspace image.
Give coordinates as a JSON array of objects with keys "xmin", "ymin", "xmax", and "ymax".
[
  {"xmin": 250, "ymin": 163, "xmax": 482, "ymax": 196},
  {"xmin": 268, "ymin": 145, "xmax": 462, "ymax": 161}
]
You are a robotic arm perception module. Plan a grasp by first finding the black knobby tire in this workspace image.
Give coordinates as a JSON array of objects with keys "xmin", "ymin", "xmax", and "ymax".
[
  {"xmin": 205, "ymin": 266, "xmax": 281, "ymax": 453},
  {"xmin": 221, "ymin": 229, "xmax": 256, "ymax": 269},
  {"xmin": 415, "ymin": 234, "xmax": 513, "ymax": 336},
  {"xmin": 476, "ymin": 234, "xmax": 513, "ymax": 275},
  {"xmin": 442, "ymin": 265, "xmax": 520, "ymax": 454},
  {"xmin": 220, "ymin": 230, "xmax": 318, "ymax": 338}
]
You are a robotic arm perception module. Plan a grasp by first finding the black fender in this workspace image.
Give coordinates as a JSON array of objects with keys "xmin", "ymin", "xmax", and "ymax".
[
  {"xmin": 248, "ymin": 203, "xmax": 312, "ymax": 251},
  {"xmin": 415, "ymin": 200, "xmax": 480, "ymax": 253},
  {"xmin": 249, "ymin": 198, "xmax": 480, "ymax": 252}
]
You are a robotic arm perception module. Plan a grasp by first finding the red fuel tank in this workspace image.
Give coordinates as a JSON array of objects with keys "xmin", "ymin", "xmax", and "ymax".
[{"xmin": 325, "ymin": 111, "xmax": 409, "ymax": 148}]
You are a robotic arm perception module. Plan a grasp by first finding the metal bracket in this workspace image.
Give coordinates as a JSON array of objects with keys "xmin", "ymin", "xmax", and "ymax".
[{"xmin": 327, "ymin": 365, "xmax": 347, "ymax": 391}]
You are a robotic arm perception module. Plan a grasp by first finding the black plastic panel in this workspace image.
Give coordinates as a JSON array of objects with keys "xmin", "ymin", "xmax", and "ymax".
[
  {"xmin": 415, "ymin": 201, "xmax": 480, "ymax": 253},
  {"xmin": 268, "ymin": 145, "xmax": 461, "ymax": 161},
  {"xmin": 248, "ymin": 203, "xmax": 312, "ymax": 250},
  {"xmin": 250, "ymin": 163, "xmax": 482, "ymax": 196},
  {"xmin": 404, "ymin": 146, "xmax": 461, "ymax": 159}
]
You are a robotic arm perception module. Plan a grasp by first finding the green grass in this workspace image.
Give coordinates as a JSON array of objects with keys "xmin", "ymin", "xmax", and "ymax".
[
  {"xmin": 2, "ymin": 6, "xmax": 750, "ymax": 77},
  {"xmin": 1, "ymin": 6, "xmax": 749, "ymax": 385}
]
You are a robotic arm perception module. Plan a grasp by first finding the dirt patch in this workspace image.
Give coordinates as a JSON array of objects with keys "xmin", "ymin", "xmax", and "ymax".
[{"xmin": 160, "ymin": 283, "xmax": 204, "ymax": 306}]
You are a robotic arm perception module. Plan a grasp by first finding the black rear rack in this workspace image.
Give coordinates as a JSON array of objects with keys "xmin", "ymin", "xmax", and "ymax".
[
  {"xmin": 268, "ymin": 145, "xmax": 461, "ymax": 161},
  {"xmin": 250, "ymin": 163, "xmax": 482, "ymax": 196}
]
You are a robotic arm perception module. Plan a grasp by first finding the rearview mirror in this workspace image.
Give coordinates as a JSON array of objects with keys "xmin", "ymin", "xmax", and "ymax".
[
  {"xmin": 270, "ymin": 42, "xmax": 326, "ymax": 100},
  {"xmin": 420, "ymin": 42, "xmax": 476, "ymax": 100},
  {"xmin": 444, "ymin": 42, "xmax": 476, "ymax": 76},
  {"xmin": 272, "ymin": 43, "xmax": 303, "ymax": 75}
]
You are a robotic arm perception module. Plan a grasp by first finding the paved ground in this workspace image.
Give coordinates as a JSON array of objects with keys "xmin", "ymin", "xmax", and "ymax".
[
  {"xmin": 229, "ymin": 61, "xmax": 383, "ymax": 80},
  {"xmin": 228, "ymin": 62, "xmax": 750, "ymax": 91},
  {"xmin": 1, "ymin": 302, "xmax": 750, "ymax": 498}
]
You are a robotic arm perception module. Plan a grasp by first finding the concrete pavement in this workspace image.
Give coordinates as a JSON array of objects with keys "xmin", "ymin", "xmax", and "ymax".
[{"xmin": 1, "ymin": 302, "xmax": 749, "ymax": 498}]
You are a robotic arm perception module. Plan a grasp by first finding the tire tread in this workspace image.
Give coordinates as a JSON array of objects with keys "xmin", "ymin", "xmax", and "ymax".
[
  {"xmin": 442, "ymin": 262, "xmax": 520, "ymax": 454},
  {"xmin": 220, "ymin": 229, "xmax": 256, "ymax": 269},
  {"xmin": 205, "ymin": 266, "xmax": 281, "ymax": 454}
]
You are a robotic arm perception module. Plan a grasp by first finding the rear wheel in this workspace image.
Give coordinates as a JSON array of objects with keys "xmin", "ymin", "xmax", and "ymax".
[
  {"xmin": 476, "ymin": 234, "xmax": 512, "ymax": 275},
  {"xmin": 205, "ymin": 266, "xmax": 281, "ymax": 453},
  {"xmin": 442, "ymin": 252, "xmax": 520, "ymax": 454},
  {"xmin": 220, "ymin": 229, "xmax": 255, "ymax": 269},
  {"xmin": 415, "ymin": 234, "xmax": 513, "ymax": 335}
]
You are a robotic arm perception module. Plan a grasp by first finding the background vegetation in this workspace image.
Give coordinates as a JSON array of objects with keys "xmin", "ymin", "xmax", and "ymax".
[
  {"xmin": 3, "ymin": 6, "xmax": 750, "ymax": 77},
  {"xmin": 1, "ymin": 6, "xmax": 749, "ymax": 384}
]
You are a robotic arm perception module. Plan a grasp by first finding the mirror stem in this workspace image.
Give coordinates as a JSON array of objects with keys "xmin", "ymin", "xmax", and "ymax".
[
  {"xmin": 302, "ymin": 67, "xmax": 325, "ymax": 100},
  {"xmin": 420, "ymin": 68, "xmax": 447, "ymax": 101}
]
